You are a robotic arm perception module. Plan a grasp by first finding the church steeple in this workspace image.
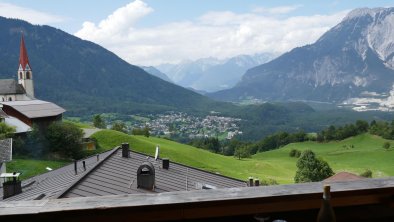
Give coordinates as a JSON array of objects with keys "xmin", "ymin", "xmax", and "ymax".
[
  {"xmin": 19, "ymin": 34, "xmax": 31, "ymax": 71},
  {"xmin": 17, "ymin": 34, "xmax": 34, "ymax": 98}
]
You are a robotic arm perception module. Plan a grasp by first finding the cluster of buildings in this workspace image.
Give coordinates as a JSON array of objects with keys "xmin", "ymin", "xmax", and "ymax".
[{"xmin": 134, "ymin": 112, "xmax": 242, "ymax": 139}]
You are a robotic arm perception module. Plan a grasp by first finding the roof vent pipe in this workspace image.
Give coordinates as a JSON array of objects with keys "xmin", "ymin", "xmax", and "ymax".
[
  {"xmin": 82, "ymin": 161, "xmax": 86, "ymax": 171},
  {"xmin": 248, "ymin": 177, "xmax": 254, "ymax": 187},
  {"xmin": 254, "ymin": 179, "xmax": 260, "ymax": 187},
  {"xmin": 74, "ymin": 160, "xmax": 77, "ymax": 175},
  {"xmin": 122, "ymin": 143, "xmax": 130, "ymax": 158},
  {"xmin": 162, "ymin": 158, "xmax": 169, "ymax": 170}
]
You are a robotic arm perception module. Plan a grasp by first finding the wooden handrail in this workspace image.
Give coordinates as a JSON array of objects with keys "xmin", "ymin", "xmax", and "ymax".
[{"xmin": 0, "ymin": 177, "xmax": 393, "ymax": 221}]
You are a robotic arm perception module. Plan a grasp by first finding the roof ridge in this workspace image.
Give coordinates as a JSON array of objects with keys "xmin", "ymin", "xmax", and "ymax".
[{"xmin": 55, "ymin": 147, "xmax": 120, "ymax": 199}]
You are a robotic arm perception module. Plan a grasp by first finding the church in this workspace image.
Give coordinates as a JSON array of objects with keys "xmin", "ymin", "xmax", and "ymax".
[
  {"xmin": 0, "ymin": 35, "xmax": 65, "ymax": 132},
  {"xmin": 0, "ymin": 35, "xmax": 33, "ymax": 102}
]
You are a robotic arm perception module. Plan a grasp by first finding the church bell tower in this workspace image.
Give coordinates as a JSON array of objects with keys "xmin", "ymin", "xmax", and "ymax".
[{"xmin": 17, "ymin": 34, "xmax": 34, "ymax": 98}]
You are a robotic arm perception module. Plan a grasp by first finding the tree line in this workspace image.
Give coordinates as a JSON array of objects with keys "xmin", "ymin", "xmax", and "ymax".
[{"xmin": 189, "ymin": 119, "xmax": 394, "ymax": 160}]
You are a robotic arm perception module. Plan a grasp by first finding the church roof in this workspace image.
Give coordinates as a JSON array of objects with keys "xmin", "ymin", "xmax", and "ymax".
[
  {"xmin": 19, "ymin": 34, "xmax": 31, "ymax": 70},
  {"xmin": 0, "ymin": 79, "xmax": 25, "ymax": 95},
  {"xmin": 1, "ymin": 100, "xmax": 65, "ymax": 118}
]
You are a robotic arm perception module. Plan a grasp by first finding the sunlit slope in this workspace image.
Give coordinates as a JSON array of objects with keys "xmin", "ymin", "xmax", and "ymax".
[
  {"xmin": 253, "ymin": 133, "xmax": 394, "ymax": 178},
  {"xmin": 92, "ymin": 131, "xmax": 394, "ymax": 183},
  {"xmin": 92, "ymin": 130, "xmax": 288, "ymax": 182}
]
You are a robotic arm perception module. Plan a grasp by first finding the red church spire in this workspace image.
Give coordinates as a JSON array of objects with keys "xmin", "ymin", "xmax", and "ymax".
[{"xmin": 19, "ymin": 34, "xmax": 31, "ymax": 70}]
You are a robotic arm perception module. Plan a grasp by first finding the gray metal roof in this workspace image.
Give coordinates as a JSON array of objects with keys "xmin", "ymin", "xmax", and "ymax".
[
  {"xmin": 0, "ymin": 138, "xmax": 12, "ymax": 163},
  {"xmin": 0, "ymin": 79, "xmax": 25, "ymax": 95},
  {"xmin": 0, "ymin": 149, "xmax": 115, "ymax": 201},
  {"xmin": 61, "ymin": 149, "xmax": 246, "ymax": 198},
  {"xmin": 1, "ymin": 100, "xmax": 65, "ymax": 118},
  {"xmin": 1, "ymin": 147, "xmax": 246, "ymax": 201}
]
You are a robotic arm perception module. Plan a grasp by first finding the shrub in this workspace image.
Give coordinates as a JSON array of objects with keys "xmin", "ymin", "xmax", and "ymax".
[
  {"xmin": 383, "ymin": 141, "xmax": 391, "ymax": 150},
  {"xmin": 289, "ymin": 149, "xmax": 297, "ymax": 157},
  {"xmin": 260, "ymin": 179, "xmax": 279, "ymax": 186},
  {"xmin": 289, "ymin": 149, "xmax": 301, "ymax": 158},
  {"xmin": 360, "ymin": 169, "xmax": 372, "ymax": 178},
  {"xmin": 111, "ymin": 121, "xmax": 127, "ymax": 133}
]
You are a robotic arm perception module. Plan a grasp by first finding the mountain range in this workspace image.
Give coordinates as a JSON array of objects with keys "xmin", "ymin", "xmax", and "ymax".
[
  {"xmin": 210, "ymin": 7, "xmax": 394, "ymax": 111},
  {"xmin": 0, "ymin": 17, "xmax": 232, "ymax": 116},
  {"xmin": 157, "ymin": 53, "xmax": 275, "ymax": 92},
  {"xmin": 140, "ymin": 66, "xmax": 172, "ymax": 83}
]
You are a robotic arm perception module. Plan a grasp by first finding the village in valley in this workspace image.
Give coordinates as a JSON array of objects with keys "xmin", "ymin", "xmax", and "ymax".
[
  {"xmin": 128, "ymin": 112, "xmax": 242, "ymax": 140},
  {"xmin": 1, "ymin": 2, "xmax": 394, "ymax": 221}
]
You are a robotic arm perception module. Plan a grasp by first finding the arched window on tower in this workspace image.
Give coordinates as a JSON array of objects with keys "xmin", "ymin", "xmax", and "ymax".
[
  {"xmin": 26, "ymin": 72, "xmax": 30, "ymax": 79},
  {"xmin": 8, "ymin": 97, "xmax": 12, "ymax": 101},
  {"xmin": 19, "ymin": 72, "xmax": 23, "ymax": 79}
]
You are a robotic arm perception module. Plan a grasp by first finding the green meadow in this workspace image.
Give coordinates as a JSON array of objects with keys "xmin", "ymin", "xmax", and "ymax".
[
  {"xmin": 92, "ymin": 130, "xmax": 394, "ymax": 184},
  {"xmin": 7, "ymin": 159, "xmax": 69, "ymax": 180}
]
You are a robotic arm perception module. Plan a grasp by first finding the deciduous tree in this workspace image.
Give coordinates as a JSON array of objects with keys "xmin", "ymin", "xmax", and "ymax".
[
  {"xmin": 294, "ymin": 150, "xmax": 334, "ymax": 183},
  {"xmin": 93, "ymin": 114, "xmax": 106, "ymax": 129}
]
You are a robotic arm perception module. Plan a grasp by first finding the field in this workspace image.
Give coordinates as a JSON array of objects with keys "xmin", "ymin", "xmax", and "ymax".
[
  {"xmin": 254, "ymin": 134, "xmax": 394, "ymax": 182},
  {"xmin": 92, "ymin": 130, "xmax": 394, "ymax": 184}
]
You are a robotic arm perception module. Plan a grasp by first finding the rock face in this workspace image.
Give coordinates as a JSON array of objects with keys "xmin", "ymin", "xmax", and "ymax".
[{"xmin": 210, "ymin": 8, "xmax": 394, "ymax": 106}]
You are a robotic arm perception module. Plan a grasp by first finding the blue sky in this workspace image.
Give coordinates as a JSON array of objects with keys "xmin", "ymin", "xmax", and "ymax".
[{"xmin": 0, "ymin": 0, "xmax": 393, "ymax": 65}]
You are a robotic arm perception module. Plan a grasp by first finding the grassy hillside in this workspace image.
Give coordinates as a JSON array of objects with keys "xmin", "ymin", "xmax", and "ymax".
[
  {"xmin": 93, "ymin": 131, "xmax": 394, "ymax": 184},
  {"xmin": 9, "ymin": 130, "xmax": 392, "ymax": 183},
  {"xmin": 91, "ymin": 130, "xmax": 274, "ymax": 182},
  {"xmin": 253, "ymin": 133, "xmax": 394, "ymax": 180}
]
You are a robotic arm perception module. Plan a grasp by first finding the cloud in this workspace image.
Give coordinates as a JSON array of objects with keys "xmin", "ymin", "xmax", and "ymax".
[
  {"xmin": 252, "ymin": 5, "xmax": 302, "ymax": 15},
  {"xmin": 0, "ymin": 2, "xmax": 65, "ymax": 24},
  {"xmin": 75, "ymin": 0, "xmax": 153, "ymax": 43},
  {"xmin": 75, "ymin": 1, "xmax": 348, "ymax": 66}
]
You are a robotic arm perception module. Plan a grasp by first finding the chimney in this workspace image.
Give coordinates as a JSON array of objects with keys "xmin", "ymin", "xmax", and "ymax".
[
  {"xmin": 254, "ymin": 179, "xmax": 260, "ymax": 187},
  {"xmin": 137, "ymin": 162, "xmax": 155, "ymax": 190},
  {"xmin": 122, "ymin": 143, "xmax": 130, "ymax": 158},
  {"xmin": 248, "ymin": 177, "xmax": 254, "ymax": 187},
  {"xmin": 162, "ymin": 158, "xmax": 170, "ymax": 170},
  {"xmin": 2, "ymin": 172, "xmax": 22, "ymax": 199}
]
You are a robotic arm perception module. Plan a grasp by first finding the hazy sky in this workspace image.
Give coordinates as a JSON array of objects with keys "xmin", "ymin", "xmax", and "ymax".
[{"xmin": 0, "ymin": 0, "xmax": 393, "ymax": 65}]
